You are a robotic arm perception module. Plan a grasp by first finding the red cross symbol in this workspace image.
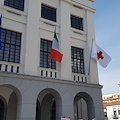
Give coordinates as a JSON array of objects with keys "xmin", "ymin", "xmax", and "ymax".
[{"xmin": 97, "ymin": 51, "xmax": 104, "ymax": 60}]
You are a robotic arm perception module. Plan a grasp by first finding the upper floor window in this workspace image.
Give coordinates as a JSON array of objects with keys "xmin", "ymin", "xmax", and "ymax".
[
  {"xmin": 71, "ymin": 15, "xmax": 83, "ymax": 31},
  {"xmin": 4, "ymin": 0, "xmax": 24, "ymax": 11},
  {"xmin": 41, "ymin": 4, "xmax": 56, "ymax": 22},
  {"xmin": 71, "ymin": 46, "xmax": 85, "ymax": 74},
  {"xmin": 40, "ymin": 39, "xmax": 56, "ymax": 69},
  {"xmin": 0, "ymin": 28, "xmax": 21, "ymax": 63}
]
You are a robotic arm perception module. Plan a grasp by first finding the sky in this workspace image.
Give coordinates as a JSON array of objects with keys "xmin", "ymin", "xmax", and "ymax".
[{"xmin": 93, "ymin": 0, "xmax": 120, "ymax": 95}]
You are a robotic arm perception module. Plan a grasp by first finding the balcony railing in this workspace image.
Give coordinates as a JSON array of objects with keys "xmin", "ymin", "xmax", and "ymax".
[
  {"xmin": 38, "ymin": 67, "xmax": 60, "ymax": 79},
  {"xmin": 72, "ymin": 73, "xmax": 88, "ymax": 83},
  {"xmin": 0, "ymin": 62, "xmax": 88, "ymax": 82},
  {"xmin": 0, "ymin": 61, "xmax": 24, "ymax": 74}
]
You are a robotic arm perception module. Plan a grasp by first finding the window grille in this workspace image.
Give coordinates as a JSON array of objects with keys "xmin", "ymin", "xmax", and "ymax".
[
  {"xmin": 40, "ymin": 39, "xmax": 56, "ymax": 69},
  {"xmin": 41, "ymin": 4, "xmax": 56, "ymax": 22},
  {"xmin": 0, "ymin": 28, "xmax": 21, "ymax": 63},
  {"xmin": 4, "ymin": 0, "xmax": 24, "ymax": 11},
  {"xmin": 71, "ymin": 15, "xmax": 83, "ymax": 30},
  {"xmin": 71, "ymin": 46, "xmax": 85, "ymax": 74}
]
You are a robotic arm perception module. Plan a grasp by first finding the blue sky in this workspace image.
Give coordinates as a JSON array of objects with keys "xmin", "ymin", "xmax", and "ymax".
[{"xmin": 93, "ymin": 0, "xmax": 120, "ymax": 95}]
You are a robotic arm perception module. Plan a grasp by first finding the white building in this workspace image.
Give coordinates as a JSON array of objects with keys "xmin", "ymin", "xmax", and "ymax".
[
  {"xmin": 103, "ymin": 92, "xmax": 120, "ymax": 120},
  {"xmin": 0, "ymin": 0, "xmax": 104, "ymax": 120}
]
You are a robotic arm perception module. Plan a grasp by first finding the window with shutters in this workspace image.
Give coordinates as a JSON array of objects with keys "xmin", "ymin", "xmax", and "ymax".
[
  {"xmin": 71, "ymin": 46, "xmax": 85, "ymax": 74},
  {"xmin": 0, "ymin": 28, "xmax": 21, "ymax": 63},
  {"xmin": 71, "ymin": 15, "xmax": 83, "ymax": 31},
  {"xmin": 40, "ymin": 39, "xmax": 56, "ymax": 69},
  {"xmin": 41, "ymin": 4, "xmax": 56, "ymax": 22},
  {"xmin": 4, "ymin": 0, "xmax": 24, "ymax": 11}
]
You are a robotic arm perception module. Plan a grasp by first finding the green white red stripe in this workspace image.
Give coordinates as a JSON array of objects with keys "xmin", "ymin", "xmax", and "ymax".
[{"xmin": 50, "ymin": 31, "xmax": 63, "ymax": 63}]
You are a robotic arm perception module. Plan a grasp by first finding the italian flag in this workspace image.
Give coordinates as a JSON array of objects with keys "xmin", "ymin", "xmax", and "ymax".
[{"xmin": 50, "ymin": 31, "xmax": 63, "ymax": 63}]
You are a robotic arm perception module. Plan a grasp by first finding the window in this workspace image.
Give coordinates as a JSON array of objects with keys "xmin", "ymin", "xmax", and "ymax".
[
  {"xmin": 104, "ymin": 112, "xmax": 107, "ymax": 117},
  {"xmin": 40, "ymin": 39, "xmax": 56, "ymax": 69},
  {"xmin": 118, "ymin": 108, "xmax": 120, "ymax": 115},
  {"xmin": 113, "ymin": 108, "xmax": 117, "ymax": 118},
  {"xmin": 71, "ymin": 15, "xmax": 83, "ymax": 30},
  {"xmin": 4, "ymin": 0, "xmax": 24, "ymax": 11},
  {"xmin": 0, "ymin": 28, "xmax": 21, "ymax": 63},
  {"xmin": 71, "ymin": 47, "xmax": 85, "ymax": 74},
  {"xmin": 41, "ymin": 4, "xmax": 56, "ymax": 22}
]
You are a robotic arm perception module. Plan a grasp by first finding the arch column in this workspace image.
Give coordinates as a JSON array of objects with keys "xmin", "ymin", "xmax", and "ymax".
[
  {"xmin": 16, "ymin": 89, "xmax": 38, "ymax": 120},
  {"xmin": 62, "ymin": 92, "xmax": 74, "ymax": 120},
  {"xmin": 56, "ymin": 96, "xmax": 62, "ymax": 120},
  {"xmin": 6, "ymin": 92, "xmax": 17, "ymax": 120},
  {"xmin": 41, "ymin": 94, "xmax": 54, "ymax": 120},
  {"xmin": 37, "ymin": 88, "xmax": 62, "ymax": 120}
]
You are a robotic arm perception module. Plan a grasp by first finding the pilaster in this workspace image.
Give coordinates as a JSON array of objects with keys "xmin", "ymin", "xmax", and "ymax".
[
  {"xmin": 24, "ymin": 0, "xmax": 41, "ymax": 75},
  {"xmin": 60, "ymin": 0, "xmax": 71, "ymax": 80}
]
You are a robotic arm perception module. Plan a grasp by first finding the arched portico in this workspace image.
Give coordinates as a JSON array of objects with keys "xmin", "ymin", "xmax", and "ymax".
[
  {"xmin": 36, "ymin": 88, "xmax": 62, "ymax": 120},
  {"xmin": 74, "ymin": 92, "xmax": 95, "ymax": 120},
  {"xmin": 0, "ymin": 85, "xmax": 21, "ymax": 120}
]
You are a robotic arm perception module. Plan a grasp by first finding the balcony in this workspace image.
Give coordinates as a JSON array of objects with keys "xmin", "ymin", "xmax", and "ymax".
[
  {"xmin": 38, "ymin": 67, "xmax": 60, "ymax": 79},
  {"xmin": 0, "ymin": 61, "xmax": 24, "ymax": 74},
  {"xmin": 0, "ymin": 62, "xmax": 88, "ymax": 83},
  {"xmin": 72, "ymin": 73, "xmax": 88, "ymax": 83}
]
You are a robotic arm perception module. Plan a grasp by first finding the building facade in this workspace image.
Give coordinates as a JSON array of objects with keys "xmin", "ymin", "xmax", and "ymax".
[
  {"xmin": 0, "ymin": 0, "xmax": 104, "ymax": 120},
  {"xmin": 103, "ymin": 93, "xmax": 120, "ymax": 120}
]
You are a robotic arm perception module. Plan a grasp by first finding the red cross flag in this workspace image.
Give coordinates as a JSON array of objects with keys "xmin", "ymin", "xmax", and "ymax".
[{"xmin": 91, "ymin": 41, "xmax": 112, "ymax": 68}]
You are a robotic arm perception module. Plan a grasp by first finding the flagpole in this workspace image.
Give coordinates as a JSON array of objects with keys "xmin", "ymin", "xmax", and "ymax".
[
  {"xmin": 88, "ymin": 39, "xmax": 94, "ymax": 76},
  {"xmin": 0, "ymin": 13, "xmax": 2, "ymax": 50}
]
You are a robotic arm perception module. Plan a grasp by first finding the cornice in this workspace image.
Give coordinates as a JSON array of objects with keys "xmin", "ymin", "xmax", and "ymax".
[{"xmin": 0, "ymin": 72, "xmax": 102, "ymax": 89}]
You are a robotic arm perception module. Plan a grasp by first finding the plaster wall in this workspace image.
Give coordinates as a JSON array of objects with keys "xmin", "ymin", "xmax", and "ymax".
[{"xmin": 0, "ymin": 0, "xmax": 98, "ymax": 83}]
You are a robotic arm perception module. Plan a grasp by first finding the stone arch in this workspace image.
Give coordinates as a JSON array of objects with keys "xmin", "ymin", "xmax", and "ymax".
[
  {"xmin": 74, "ymin": 92, "xmax": 95, "ymax": 120},
  {"xmin": 6, "ymin": 92, "xmax": 17, "ymax": 120},
  {"xmin": 0, "ymin": 84, "xmax": 22, "ymax": 120},
  {"xmin": 36, "ymin": 88, "xmax": 62, "ymax": 120},
  {"xmin": 0, "ymin": 84, "xmax": 21, "ymax": 97}
]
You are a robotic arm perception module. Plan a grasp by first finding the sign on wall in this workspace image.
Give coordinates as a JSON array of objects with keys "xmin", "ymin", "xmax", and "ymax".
[{"xmin": 61, "ymin": 116, "xmax": 70, "ymax": 120}]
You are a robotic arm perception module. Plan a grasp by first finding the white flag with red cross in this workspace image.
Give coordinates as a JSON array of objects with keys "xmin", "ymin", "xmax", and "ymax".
[{"xmin": 91, "ymin": 42, "xmax": 112, "ymax": 68}]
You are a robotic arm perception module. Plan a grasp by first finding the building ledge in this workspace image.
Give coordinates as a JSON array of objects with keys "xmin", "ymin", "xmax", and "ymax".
[
  {"xmin": 64, "ymin": 0, "xmax": 96, "ymax": 13},
  {"xmin": 104, "ymin": 101, "xmax": 120, "ymax": 108},
  {"xmin": 88, "ymin": 0, "xmax": 95, "ymax": 2},
  {"xmin": 1, "ymin": 5, "xmax": 27, "ymax": 17},
  {"xmin": 0, "ymin": 72, "xmax": 102, "ymax": 89}
]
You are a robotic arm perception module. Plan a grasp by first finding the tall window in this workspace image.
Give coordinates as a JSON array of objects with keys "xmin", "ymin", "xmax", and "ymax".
[
  {"xmin": 113, "ymin": 108, "xmax": 117, "ymax": 118},
  {"xmin": 0, "ymin": 28, "xmax": 21, "ymax": 63},
  {"xmin": 71, "ymin": 47, "xmax": 85, "ymax": 74},
  {"xmin": 41, "ymin": 4, "xmax": 56, "ymax": 22},
  {"xmin": 40, "ymin": 39, "xmax": 56, "ymax": 69},
  {"xmin": 4, "ymin": 0, "xmax": 24, "ymax": 11},
  {"xmin": 71, "ymin": 15, "xmax": 83, "ymax": 31},
  {"xmin": 118, "ymin": 108, "xmax": 120, "ymax": 115}
]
